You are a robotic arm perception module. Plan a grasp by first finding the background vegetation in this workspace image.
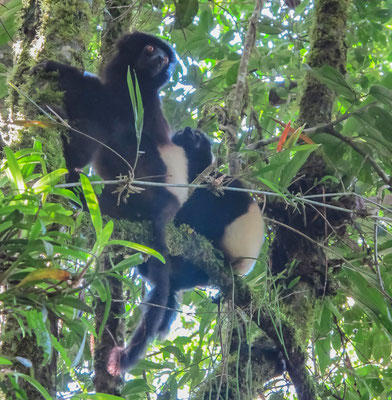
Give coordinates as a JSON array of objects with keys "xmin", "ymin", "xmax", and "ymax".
[{"xmin": 0, "ymin": 0, "xmax": 392, "ymax": 399}]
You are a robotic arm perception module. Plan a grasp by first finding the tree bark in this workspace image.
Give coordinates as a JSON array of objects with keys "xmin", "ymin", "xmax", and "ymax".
[{"xmin": 1, "ymin": 0, "xmax": 102, "ymax": 397}]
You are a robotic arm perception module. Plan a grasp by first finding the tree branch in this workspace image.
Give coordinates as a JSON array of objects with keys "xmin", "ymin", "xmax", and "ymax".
[
  {"xmin": 224, "ymin": 0, "xmax": 264, "ymax": 175},
  {"xmin": 326, "ymin": 128, "xmax": 392, "ymax": 188}
]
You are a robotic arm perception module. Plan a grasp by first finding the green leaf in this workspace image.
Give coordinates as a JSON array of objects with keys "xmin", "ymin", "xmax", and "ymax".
[
  {"xmin": 166, "ymin": 375, "xmax": 178, "ymax": 400},
  {"xmin": 72, "ymin": 394, "xmax": 125, "ymax": 400},
  {"xmin": 4, "ymin": 147, "xmax": 26, "ymax": 193},
  {"xmin": 369, "ymin": 105, "xmax": 392, "ymax": 141},
  {"xmin": 122, "ymin": 379, "xmax": 152, "ymax": 395},
  {"xmin": 257, "ymin": 177, "xmax": 288, "ymax": 201},
  {"xmin": 225, "ymin": 61, "xmax": 240, "ymax": 86},
  {"xmin": 258, "ymin": 18, "xmax": 282, "ymax": 35},
  {"xmin": 161, "ymin": 345, "xmax": 187, "ymax": 364},
  {"xmin": 10, "ymin": 373, "xmax": 52, "ymax": 399},
  {"xmin": 32, "ymin": 169, "xmax": 68, "ymax": 194},
  {"xmin": 25, "ymin": 310, "xmax": 52, "ymax": 366},
  {"xmin": 310, "ymin": 65, "xmax": 356, "ymax": 101},
  {"xmin": 174, "ymin": 0, "xmax": 199, "ymax": 29},
  {"xmin": 373, "ymin": 8, "xmax": 392, "ymax": 23},
  {"xmin": 98, "ymin": 220, "xmax": 114, "ymax": 248},
  {"xmin": 71, "ymin": 329, "xmax": 87, "ymax": 367},
  {"xmin": 97, "ymin": 280, "xmax": 112, "ymax": 340},
  {"xmin": 287, "ymin": 276, "xmax": 301, "ymax": 289},
  {"xmin": 135, "ymin": 359, "xmax": 167, "ymax": 370},
  {"xmin": 110, "ymin": 253, "xmax": 144, "ymax": 273},
  {"xmin": 106, "ymin": 239, "xmax": 165, "ymax": 264},
  {"xmin": 127, "ymin": 68, "xmax": 144, "ymax": 139},
  {"xmin": 54, "ymin": 296, "xmax": 94, "ymax": 314},
  {"xmin": 51, "ymin": 187, "xmax": 83, "ymax": 207},
  {"xmin": 370, "ymin": 85, "xmax": 392, "ymax": 108},
  {"xmin": 315, "ymin": 337, "xmax": 331, "ymax": 373},
  {"xmin": 353, "ymin": 113, "xmax": 392, "ymax": 151},
  {"xmin": 51, "ymin": 334, "xmax": 72, "ymax": 367},
  {"xmin": 0, "ymin": 0, "xmax": 22, "ymax": 46},
  {"xmin": 280, "ymin": 145, "xmax": 318, "ymax": 188},
  {"xmin": 0, "ymin": 356, "xmax": 13, "ymax": 365},
  {"xmin": 0, "ymin": 220, "xmax": 13, "ymax": 235},
  {"xmin": 80, "ymin": 174, "xmax": 102, "ymax": 236},
  {"xmin": 372, "ymin": 331, "xmax": 391, "ymax": 362},
  {"xmin": 318, "ymin": 302, "xmax": 332, "ymax": 335}
]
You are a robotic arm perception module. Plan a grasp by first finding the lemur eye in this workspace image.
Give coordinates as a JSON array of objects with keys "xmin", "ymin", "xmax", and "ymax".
[
  {"xmin": 162, "ymin": 56, "xmax": 169, "ymax": 65},
  {"xmin": 146, "ymin": 45, "xmax": 155, "ymax": 53}
]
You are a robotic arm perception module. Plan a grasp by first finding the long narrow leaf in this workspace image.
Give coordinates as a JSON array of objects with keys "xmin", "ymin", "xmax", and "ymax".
[
  {"xmin": 106, "ymin": 239, "xmax": 165, "ymax": 263},
  {"xmin": 97, "ymin": 280, "xmax": 112, "ymax": 340},
  {"xmin": 71, "ymin": 329, "xmax": 87, "ymax": 367},
  {"xmin": 10, "ymin": 373, "xmax": 53, "ymax": 400},
  {"xmin": 80, "ymin": 174, "xmax": 102, "ymax": 236},
  {"xmin": 4, "ymin": 147, "xmax": 25, "ymax": 193},
  {"xmin": 32, "ymin": 168, "xmax": 68, "ymax": 194}
]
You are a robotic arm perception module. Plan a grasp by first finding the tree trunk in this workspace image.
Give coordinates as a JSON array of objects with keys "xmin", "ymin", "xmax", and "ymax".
[
  {"xmin": 1, "ymin": 0, "xmax": 102, "ymax": 397},
  {"xmin": 193, "ymin": 1, "xmax": 351, "ymax": 399}
]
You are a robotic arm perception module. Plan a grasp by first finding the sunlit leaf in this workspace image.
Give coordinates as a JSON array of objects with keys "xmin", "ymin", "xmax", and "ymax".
[
  {"xmin": 106, "ymin": 239, "xmax": 165, "ymax": 263},
  {"xmin": 110, "ymin": 253, "xmax": 144, "ymax": 273},
  {"xmin": 4, "ymin": 146, "xmax": 26, "ymax": 193},
  {"xmin": 12, "ymin": 119, "xmax": 56, "ymax": 128},
  {"xmin": 16, "ymin": 268, "xmax": 70, "ymax": 287},
  {"xmin": 0, "ymin": 356, "xmax": 13, "ymax": 366},
  {"xmin": 32, "ymin": 168, "xmax": 68, "ymax": 194},
  {"xmin": 161, "ymin": 345, "xmax": 187, "ymax": 364},
  {"xmin": 80, "ymin": 174, "xmax": 102, "ymax": 235}
]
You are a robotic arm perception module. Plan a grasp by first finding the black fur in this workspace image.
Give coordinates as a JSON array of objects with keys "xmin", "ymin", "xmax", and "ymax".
[
  {"xmin": 40, "ymin": 33, "xmax": 190, "ymax": 374},
  {"xmin": 173, "ymin": 128, "xmax": 255, "ymax": 251},
  {"xmin": 150, "ymin": 127, "xmax": 263, "ymax": 337},
  {"xmin": 122, "ymin": 128, "xmax": 263, "ymax": 365}
]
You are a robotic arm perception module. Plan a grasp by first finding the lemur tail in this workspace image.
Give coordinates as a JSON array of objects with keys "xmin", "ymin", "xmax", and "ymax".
[
  {"xmin": 107, "ymin": 278, "xmax": 175, "ymax": 375},
  {"xmin": 157, "ymin": 290, "xmax": 180, "ymax": 338}
]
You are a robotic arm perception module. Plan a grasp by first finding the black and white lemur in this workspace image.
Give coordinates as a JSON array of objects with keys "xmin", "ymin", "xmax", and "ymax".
[
  {"xmin": 161, "ymin": 127, "xmax": 264, "ymax": 333},
  {"xmin": 40, "ymin": 33, "xmax": 264, "ymax": 374}
]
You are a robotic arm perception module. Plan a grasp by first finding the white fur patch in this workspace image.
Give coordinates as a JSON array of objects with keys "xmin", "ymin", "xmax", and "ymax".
[
  {"xmin": 220, "ymin": 201, "xmax": 264, "ymax": 274},
  {"xmin": 158, "ymin": 144, "xmax": 189, "ymax": 205}
]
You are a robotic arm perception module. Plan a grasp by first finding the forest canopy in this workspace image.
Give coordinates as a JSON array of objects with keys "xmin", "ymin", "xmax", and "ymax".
[{"xmin": 0, "ymin": 0, "xmax": 392, "ymax": 399}]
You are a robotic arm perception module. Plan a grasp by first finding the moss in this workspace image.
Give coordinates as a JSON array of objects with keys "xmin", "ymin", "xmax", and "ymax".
[
  {"xmin": 298, "ymin": 0, "xmax": 350, "ymax": 127},
  {"xmin": 5, "ymin": 0, "xmax": 103, "ymax": 171}
]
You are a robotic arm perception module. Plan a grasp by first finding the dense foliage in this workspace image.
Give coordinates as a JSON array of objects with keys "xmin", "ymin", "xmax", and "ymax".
[{"xmin": 1, "ymin": 0, "xmax": 392, "ymax": 399}]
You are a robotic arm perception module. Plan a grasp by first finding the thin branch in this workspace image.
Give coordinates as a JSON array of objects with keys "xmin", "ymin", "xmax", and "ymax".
[
  {"xmin": 229, "ymin": 0, "xmax": 263, "ymax": 120},
  {"xmin": 55, "ymin": 179, "xmax": 355, "ymax": 214},
  {"xmin": 225, "ymin": 0, "xmax": 264, "ymax": 175},
  {"xmin": 373, "ymin": 186, "xmax": 389, "ymax": 295},
  {"xmin": 246, "ymin": 101, "xmax": 377, "ymax": 150},
  {"xmin": 326, "ymin": 128, "xmax": 391, "ymax": 188}
]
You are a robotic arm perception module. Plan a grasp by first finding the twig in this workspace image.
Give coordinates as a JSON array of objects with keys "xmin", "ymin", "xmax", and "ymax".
[
  {"xmin": 373, "ymin": 186, "xmax": 388, "ymax": 295},
  {"xmin": 229, "ymin": 0, "xmax": 263, "ymax": 120},
  {"xmin": 48, "ymin": 106, "xmax": 134, "ymax": 172},
  {"xmin": 326, "ymin": 128, "xmax": 391, "ymax": 188},
  {"xmin": 246, "ymin": 101, "xmax": 377, "ymax": 150},
  {"xmin": 225, "ymin": 0, "xmax": 264, "ymax": 175},
  {"xmin": 55, "ymin": 179, "xmax": 355, "ymax": 214}
]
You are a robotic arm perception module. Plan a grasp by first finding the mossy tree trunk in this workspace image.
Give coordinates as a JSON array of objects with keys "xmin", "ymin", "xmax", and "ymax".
[
  {"xmin": 1, "ymin": 0, "xmax": 102, "ymax": 398},
  {"xmin": 268, "ymin": 0, "xmax": 351, "ymax": 399},
  {"xmin": 192, "ymin": 0, "xmax": 351, "ymax": 399}
]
